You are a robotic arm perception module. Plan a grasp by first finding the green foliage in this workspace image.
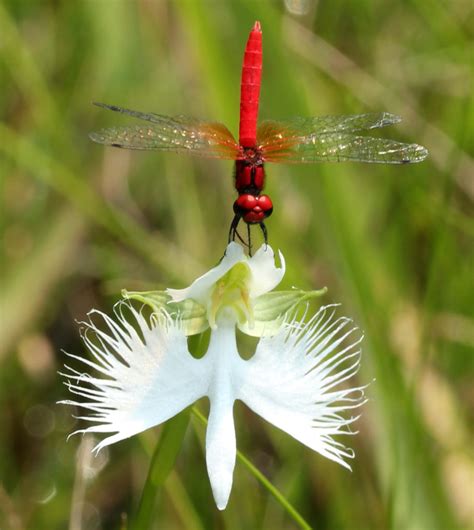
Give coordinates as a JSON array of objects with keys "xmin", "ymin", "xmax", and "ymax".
[{"xmin": 1, "ymin": 1, "xmax": 472, "ymax": 529}]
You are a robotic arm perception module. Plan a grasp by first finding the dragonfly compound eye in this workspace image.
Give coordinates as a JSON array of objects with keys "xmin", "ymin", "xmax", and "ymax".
[
  {"xmin": 234, "ymin": 194, "xmax": 273, "ymax": 224},
  {"xmin": 234, "ymin": 194, "xmax": 257, "ymax": 214},
  {"xmin": 257, "ymin": 194, "xmax": 273, "ymax": 215}
]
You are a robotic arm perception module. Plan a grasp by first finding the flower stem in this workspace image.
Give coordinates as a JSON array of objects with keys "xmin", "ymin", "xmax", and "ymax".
[
  {"xmin": 132, "ymin": 409, "xmax": 190, "ymax": 530},
  {"xmin": 192, "ymin": 408, "xmax": 313, "ymax": 530}
]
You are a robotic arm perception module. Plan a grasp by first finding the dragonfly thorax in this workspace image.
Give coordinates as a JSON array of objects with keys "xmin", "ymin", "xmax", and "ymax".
[{"xmin": 235, "ymin": 158, "xmax": 265, "ymax": 195}]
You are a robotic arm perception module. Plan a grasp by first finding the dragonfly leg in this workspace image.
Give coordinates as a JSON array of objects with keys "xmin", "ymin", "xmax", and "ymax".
[
  {"xmin": 234, "ymin": 229, "xmax": 249, "ymax": 247},
  {"xmin": 228, "ymin": 215, "xmax": 254, "ymax": 252},
  {"xmin": 247, "ymin": 223, "xmax": 253, "ymax": 257},
  {"xmin": 228, "ymin": 214, "xmax": 249, "ymax": 248},
  {"xmin": 228, "ymin": 214, "xmax": 240, "ymax": 244},
  {"xmin": 259, "ymin": 222, "xmax": 268, "ymax": 248}
]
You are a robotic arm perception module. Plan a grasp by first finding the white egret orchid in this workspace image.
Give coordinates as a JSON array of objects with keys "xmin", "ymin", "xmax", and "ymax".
[{"xmin": 61, "ymin": 243, "xmax": 366, "ymax": 510}]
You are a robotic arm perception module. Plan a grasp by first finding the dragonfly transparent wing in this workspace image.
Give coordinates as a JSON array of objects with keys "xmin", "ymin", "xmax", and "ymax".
[
  {"xmin": 90, "ymin": 103, "xmax": 240, "ymax": 159},
  {"xmin": 257, "ymin": 113, "xmax": 428, "ymax": 164}
]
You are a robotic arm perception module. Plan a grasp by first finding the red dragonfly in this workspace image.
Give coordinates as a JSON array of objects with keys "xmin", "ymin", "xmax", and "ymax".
[{"xmin": 90, "ymin": 21, "xmax": 427, "ymax": 248}]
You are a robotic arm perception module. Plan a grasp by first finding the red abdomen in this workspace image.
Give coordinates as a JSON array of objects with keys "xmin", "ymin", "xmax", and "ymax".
[{"xmin": 239, "ymin": 21, "xmax": 262, "ymax": 148}]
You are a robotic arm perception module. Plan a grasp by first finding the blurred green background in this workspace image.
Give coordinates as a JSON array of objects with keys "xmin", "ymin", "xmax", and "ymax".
[{"xmin": 1, "ymin": 0, "xmax": 473, "ymax": 529}]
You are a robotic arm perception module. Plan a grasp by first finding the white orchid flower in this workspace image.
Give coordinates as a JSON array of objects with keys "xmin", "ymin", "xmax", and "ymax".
[{"xmin": 61, "ymin": 243, "xmax": 366, "ymax": 510}]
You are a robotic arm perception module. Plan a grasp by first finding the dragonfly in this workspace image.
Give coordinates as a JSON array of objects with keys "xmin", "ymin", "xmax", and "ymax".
[{"xmin": 90, "ymin": 21, "xmax": 428, "ymax": 250}]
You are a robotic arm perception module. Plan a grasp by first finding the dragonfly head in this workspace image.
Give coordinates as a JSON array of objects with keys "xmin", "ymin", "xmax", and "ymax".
[{"xmin": 234, "ymin": 194, "xmax": 273, "ymax": 224}]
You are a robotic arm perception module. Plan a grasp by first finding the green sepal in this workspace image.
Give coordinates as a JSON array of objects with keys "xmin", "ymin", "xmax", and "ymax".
[
  {"xmin": 239, "ymin": 287, "xmax": 327, "ymax": 337},
  {"xmin": 122, "ymin": 286, "xmax": 327, "ymax": 338},
  {"xmin": 121, "ymin": 289, "xmax": 169, "ymax": 310},
  {"xmin": 121, "ymin": 289, "xmax": 209, "ymax": 336}
]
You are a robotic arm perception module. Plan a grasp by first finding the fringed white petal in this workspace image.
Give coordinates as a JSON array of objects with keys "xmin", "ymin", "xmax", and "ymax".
[
  {"xmin": 60, "ymin": 302, "xmax": 209, "ymax": 452},
  {"xmin": 237, "ymin": 305, "xmax": 366, "ymax": 469}
]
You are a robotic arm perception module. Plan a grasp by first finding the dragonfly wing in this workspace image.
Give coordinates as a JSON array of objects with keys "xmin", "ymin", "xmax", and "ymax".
[
  {"xmin": 258, "ymin": 112, "xmax": 402, "ymax": 142},
  {"xmin": 257, "ymin": 115, "xmax": 428, "ymax": 164},
  {"xmin": 90, "ymin": 103, "xmax": 239, "ymax": 159},
  {"xmin": 262, "ymin": 132, "xmax": 428, "ymax": 164}
]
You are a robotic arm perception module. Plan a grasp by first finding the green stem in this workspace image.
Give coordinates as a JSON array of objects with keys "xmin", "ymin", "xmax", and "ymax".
[
  {"xmin": 192, "ymin": 408, "xmax": 313, "ymax": 530},
  {"xmin": 132, "ymin": 409, "xmax": 191, "ymax": 530}
]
